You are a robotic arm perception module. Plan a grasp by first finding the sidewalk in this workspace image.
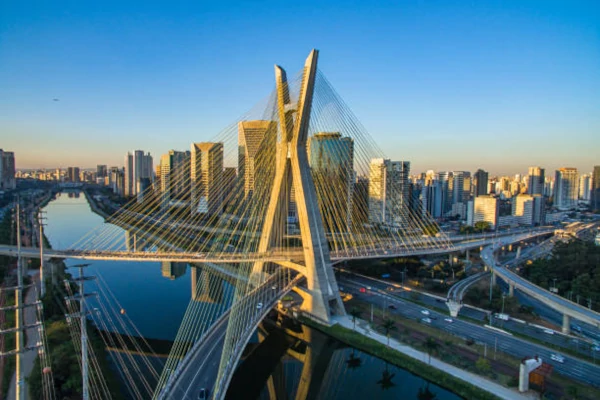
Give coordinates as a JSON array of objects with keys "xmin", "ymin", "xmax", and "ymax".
[
  {"xmin": 332, "ymin": 315, "xmax": 537, "ymax": 400},
  {"xmin": 7, "ymin": 273, "xmax": 41, "ymax": 399}
]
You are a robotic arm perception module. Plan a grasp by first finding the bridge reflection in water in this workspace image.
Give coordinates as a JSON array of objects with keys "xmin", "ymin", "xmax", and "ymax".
[{"xmin": 226, "ymin": 320, "xmax": 462, "ymax": 400}]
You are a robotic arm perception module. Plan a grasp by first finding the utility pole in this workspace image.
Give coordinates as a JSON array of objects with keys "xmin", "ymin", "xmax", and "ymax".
[
  {"xmin": 0, "ymin": 200, "xmax": 45, "ymax": 400},
  {"xmin": 38, "ymin": 210, "xmax": 47, "ymax": 298},
  {"xmin": 15, "ymin": 200, "xmax": 25, "ymax": 400},
  {"xmin": 79, "ymin": 265, "xmax": 89, "ymax": 400},
  {"xmin": 65, "ymin": 264, "xmax": 94, "ymax": 400}
]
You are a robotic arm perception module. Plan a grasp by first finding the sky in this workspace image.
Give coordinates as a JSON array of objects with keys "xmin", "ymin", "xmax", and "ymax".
[{"xmin": 1, "ymin": 0, "xmax": 599, "ymax": 175}]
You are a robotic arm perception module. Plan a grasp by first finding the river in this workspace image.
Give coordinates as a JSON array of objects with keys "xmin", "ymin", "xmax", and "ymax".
[{"xmin": 42, "ymin": 191, "xmax": 462, "ymax": 399}]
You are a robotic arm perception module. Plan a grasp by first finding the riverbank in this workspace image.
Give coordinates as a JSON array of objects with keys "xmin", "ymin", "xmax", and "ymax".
[
  {"xmin": 301, "ymin": 315, "xmax": 534, "ymax": 400},
  {"xmin": 83, "ymin": 188, "xmax": 111, "ymax": 220}
]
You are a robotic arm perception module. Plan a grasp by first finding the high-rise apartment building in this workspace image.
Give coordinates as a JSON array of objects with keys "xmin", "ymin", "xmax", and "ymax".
[
  {"xmin": 125, "ymin": 151, "xmax": 153, "ymax": 197},
  {"xmin": 96, "ymin": 165, "xmax": 107, "ymax": 178},
  {"xmin": 437, "ymin": 171, "xmax": 452, "ymax": 214},
  {"xmin": 368, "ymin": 158, "xmax": 410, "ymax": 227},
  {"xmin": 450, "ymin": 171, "xmax": 469, "ymax": 205},
  {"xmin": 67, "ymin": 167, "xmax": 80, "ymax": 183},
  {"xmin": 308, "ymin": 132, "xmax": 354, "ymax": 232},
  {"xmin": 0, "ymin": 149, "xmax": 16, "ymax": 190},
  {"xmin": 238, "ymin": 120, "xmax": 277, "ymax": 200},
  {"xmin": 473, "ymin": 195, "xmax": 499, "ymax": 229},
  {"xmin": 124, "ymin": 152, "xmax": 134, "ymax": 196},
  {"xmin": 579, "ymin": 174, "xmax": 591, "ymax": 201},
  {"xmin": 160, "ymin": 150, "xmax": 191, "ymax": 208},
  {"xmin": 512, "ymin": 194, "xmax": 544, "ymax": 225},
  {"xmin": 554, "ymin": 168, "xmax": 579, "ymax": 210},
  {"xmin": 592, "ymin": 166, "xmax": 600, "ymax": 212},
  {"xmin": 527, "ymin": 167, "xmax": 545, "ymax": 195},
  {"xmin": 191, "ymin": 142, "xmax": 224, "ymax": 215}
]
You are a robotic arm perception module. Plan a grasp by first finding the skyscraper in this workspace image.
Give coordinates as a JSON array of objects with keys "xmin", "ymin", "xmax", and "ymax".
[
  {"xmin": 368, "ymin": 158, "xmax": 410, "ymax": 227},
  {"xmin": 554, "ymin": 168, "xmax": 579, "ymax": 210},
  {"xmin": 579, "ymin": 174, "xmax": 591, "ymax": 201},
  {"xmin": 160, "ymin": 150, "xmax": 190, "ymax": 208},
  {"xmin": 527, "ymin": 167, "xmax": 545, "ymax": 196},
  {"xmin": 437, "ymin": 171, "xmax": 452, "ymax": 215},
  {"xmin": 591, "ymin": 166, "xmax": 600, "ymax": 212},
  {"xmin": 238, "ymin": 120, "xmax": 277, "ymax": 200},
  {"xmin": 0, "ymin": 149, "xmax": 16, "ymax": 190},
  {"xmin": 67, "ymin": 167, "xmax": 80, "ymax": 183},
  {"xmin": 125, "ymin": 151, "xmax": 153, "ymax": 197},
  {"xmin": 308, "ymin": 132, "xmax": 354, "ymax": 232},
  {"xmin": 191, "ymin": 142, "xmax": 224, "ymax": 215},
  {"xmin": 124, "ymin": 152, "xmax": 134, "ymax": 197}
]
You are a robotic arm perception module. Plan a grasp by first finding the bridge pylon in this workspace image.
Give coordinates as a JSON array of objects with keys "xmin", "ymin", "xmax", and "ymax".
[{"xmin": 251, "ymin": 49, "xmax": 345, "ymax": 324}]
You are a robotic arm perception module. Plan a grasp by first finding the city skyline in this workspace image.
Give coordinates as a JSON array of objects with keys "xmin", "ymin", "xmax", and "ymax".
[{"xmin": 2, "ymin": 1, "xmax": 599, "ymax": 174}]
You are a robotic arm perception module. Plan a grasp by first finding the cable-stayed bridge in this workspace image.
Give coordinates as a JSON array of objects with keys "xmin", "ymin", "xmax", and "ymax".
[{"xmin": 1, "ymin": 50, "xmax": 575, "ymax": 399}]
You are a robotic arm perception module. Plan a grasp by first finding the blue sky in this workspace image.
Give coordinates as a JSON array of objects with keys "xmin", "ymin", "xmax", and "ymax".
[{"xmin": 1, "ymin": 0, "xmax": 599, "ymax": 175}]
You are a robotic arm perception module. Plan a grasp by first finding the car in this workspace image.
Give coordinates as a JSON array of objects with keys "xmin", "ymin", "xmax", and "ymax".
[
  {"xmin": 366, "ymin": 286, "xmax": 372, "ymax": 290},
  {"xmin": 592, "ymin": 346, "xmax": 600, "ymax": 352},
  {"xmin": 444, "ymin": 318, "xmax": 453, "ymax": 323},
  {"xmin": 421, "ymin": 318, "xmax": 432, "ymax": 324},
  {"xmin": 256, "ymin": 302, "xmax": 263, "ymax": 309},
  {"xmin": 198, "ymin": 388, "xmax": 209, "ymax": 399},
  {"xmin": 543, "ymin": 329, "xmax": 554, "ymax": 335},
  {"xmin": 550, "ymin": 354, "xmax": 565, "ymax": 363},
  {"xmin": 359, "ymin": 287, "xmax": 366, "ymax": 293},
  {"xmin": 421, "ymin": 310, "xmax": 430, "ymax": 316},
  {"xmin": 388, "ymin": 304, "xmax": 397, "ymax": 310},
  {"xmin": 271, "ymin": 286, "xmax": 277, "ymax": 290}
]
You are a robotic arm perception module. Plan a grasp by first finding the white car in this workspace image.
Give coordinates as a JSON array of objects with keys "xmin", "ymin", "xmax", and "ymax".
[
  {"xmin": 444, "ymin": 318, "xmax": 453, "ymax": 323},
  {"xmin": 543, "ymin": 329, "xmax": 554, "ymax": 335},
  {"xmin": 421, "ymin": 310, "xmax": 430, "ymax": 316},
  {"xmin": 256, "ymin": 302, "xmax": 263, "ymax": 309},
  {"xmin": 550, "ymin": 354, "xmax": 565, "ymax": 363},
  {"xmin": 421, "ymin": 318, "xmax": 432, "ymax": 324}
]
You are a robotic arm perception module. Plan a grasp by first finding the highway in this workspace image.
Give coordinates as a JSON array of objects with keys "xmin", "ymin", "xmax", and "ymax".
[
  {"xmin": 447, "ymin": 270, "xmax": 488, "ymax": 303},
  {"xmin": 340, "ymin": 277, "xmax": 600, "ymax": 388},
  {"xmin": 159, "ymin": 272, "xmax": 302, "ymax": 400},
  {"xmin": 482, "ymin": 243, "xmax": 600, "ymax": 330},
  {"xmin": 339, "ymin": 272, "xmax": 600, "ymax": 359}
]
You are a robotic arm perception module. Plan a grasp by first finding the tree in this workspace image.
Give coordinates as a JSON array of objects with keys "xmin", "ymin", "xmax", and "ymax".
[
  {"xmin": 475, "ymin": 357, "xmax": 491, "ymax": 375},
  {"xmin": 474, "ymin": 221, "xmax": 492, "ymax": 233},
  {"xmin": 417, "ymin": 383, "xmax": 438, "ymax": 400},
  {"xmin": 379, "ymin": 318, "xmax": 397, "ymax": 347},
  {"xmin": 346, "ymin": 349, "xmax": 362, "ymax": 370},
  {"xmin": 349, "ymin": 308, "xmax": 362, "ymax": 331},
  {"xmin": 423, "ymin": 337, "xmax": 439, "ymax": 365},
  {"xmin": 376, "ymin": 362, "xmax": 396, "ymax": 390},
  {"xmin": 565, "ymin": 385, "xmax": 580, "ymax": 399}
]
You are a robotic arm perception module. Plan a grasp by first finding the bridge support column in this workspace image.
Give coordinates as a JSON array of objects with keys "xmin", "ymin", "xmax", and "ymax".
[
  {"xmin": 446, "ymin": 300, "xmax": 462, "ymax": 317},
  {"xmin": 519, "ymin": 357, "xmax": 542, "ymax": 392},
  {"xmin": 562, "ymin": 314, "xmax": 571, "ymax": 334},
  {"xmin": 508, "ymin": 284, "xmax": 514, "ymax": 297},
  {"xmin": 448, "ymin": 253, "xmax": 453, "ymax": 266}
]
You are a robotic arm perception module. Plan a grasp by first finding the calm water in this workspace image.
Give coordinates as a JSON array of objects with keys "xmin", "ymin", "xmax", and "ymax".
[{"xmin": 43, "ymin": 191, "xmax": 461, "ymax": 400}]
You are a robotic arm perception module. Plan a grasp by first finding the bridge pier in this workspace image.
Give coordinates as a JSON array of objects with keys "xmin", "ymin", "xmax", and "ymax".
[
  {"xmin": 562, "ymin": 314, "xmax": 571, "ymax": 334},
  {"xmin": 508, "ymin": 284, "xmax": 514, "ymax": 297},
  {"xmin": 446, "ymin": 300, "xmax": 462, "ymax": 317},
  {"xmin": 519, "ymin": 357, "xmax": 543, "ymax": 392}
]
